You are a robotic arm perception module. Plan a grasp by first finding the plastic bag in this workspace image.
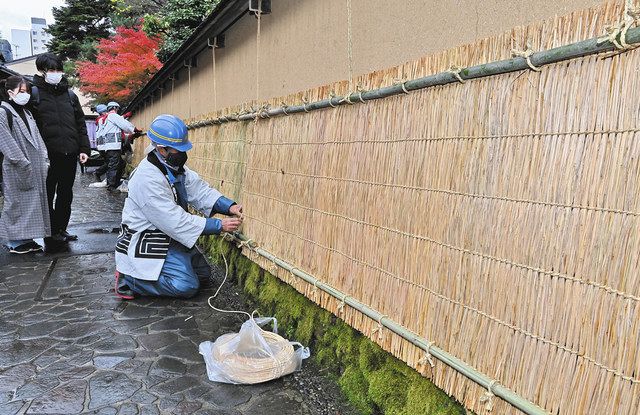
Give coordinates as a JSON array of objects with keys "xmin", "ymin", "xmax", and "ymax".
[{"xmin": 199, "ymin": 316, "xmax": 310, "ymax": 384}]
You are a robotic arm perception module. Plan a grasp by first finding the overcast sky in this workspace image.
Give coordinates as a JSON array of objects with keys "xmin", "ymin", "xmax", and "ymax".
[{"xmin": 0, "ymin": 0, "xmax": 65, "ymax": 42}]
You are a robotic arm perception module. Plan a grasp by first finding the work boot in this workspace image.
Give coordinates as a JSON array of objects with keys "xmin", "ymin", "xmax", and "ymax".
[
  {"xmin": 115, "ymin": 272, "xmax": 135, "ymax": 300},
  {"xmin": 8, "ymin": 241, "xmax": 43, "ymax": 254}
]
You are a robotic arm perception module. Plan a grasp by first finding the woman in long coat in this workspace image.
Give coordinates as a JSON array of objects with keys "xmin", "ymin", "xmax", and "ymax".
[{"xmin": 0, "ymin": 76, "xmax": 51, "ymax": 253}]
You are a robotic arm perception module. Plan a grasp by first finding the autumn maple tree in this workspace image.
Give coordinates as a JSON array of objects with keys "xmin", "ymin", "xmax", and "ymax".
[{"xmin": 77, "ymin": 25, "xmax": 162, "ymax": 104}]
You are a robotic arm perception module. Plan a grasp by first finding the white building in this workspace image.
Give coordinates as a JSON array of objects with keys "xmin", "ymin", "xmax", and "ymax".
[
  {"xmin": 30, "ymin": 18, "xmax": 51, "ymax": 55},
  {"xmin": 10, "ymin": 18, "xmax": 52, "ymax": 59},
  {"xmin": 10, "ymin": 29, "xmax": 31, "ymax": 59}
]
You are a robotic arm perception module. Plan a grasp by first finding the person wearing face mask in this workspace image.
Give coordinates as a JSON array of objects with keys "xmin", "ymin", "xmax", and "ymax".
[
  {"xmin": 0, "ymin": 76, "xmax": 51, "ymax": 254},
  {"xmin": 97, "ymin": 101, "xmax": 136, "ymax": 191},
  {"xmin": 114, "ymin": 114, "xmax": 243, "ymax": 299},
  {"xmin": 30, "ymin": 53, "xmax": 91, "ymax": 245}
]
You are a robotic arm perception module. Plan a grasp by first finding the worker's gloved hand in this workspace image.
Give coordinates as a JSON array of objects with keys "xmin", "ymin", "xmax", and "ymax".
[
  {"xmin": 229, "ymin": 204, "xmax": 243, "ymax": 218},
  {"xmin": 221, "ymin": 217, "xmax": 243, "ymax": 232}
]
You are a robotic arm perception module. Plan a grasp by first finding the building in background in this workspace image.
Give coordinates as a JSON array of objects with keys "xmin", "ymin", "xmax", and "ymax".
[
  {"xmin": 30, "ymin": 18, "xmax": 51, "ymax": 56},
  {"xmin": 10, "ymin": 18, "xmax": 52, "ymax": 59},
  {"xmin": 10, "ymin": 29, "xmax": 31, "ymax": 59},
  {"xmin": 0, "ymin": 39, "xmax": 13, "ymax": 63}
]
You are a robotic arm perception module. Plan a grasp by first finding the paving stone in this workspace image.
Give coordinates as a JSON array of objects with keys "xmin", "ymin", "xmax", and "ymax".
[
  {"xmin": 151, "ymin": 376, "xmax": 201, "ymax": 395},
  {"xmin": 161, "ymin": 340, "xmax": 202, "ymax": 362},
  {"xmin": 130, "ymin": 389, "xmax": 158, "ymax": 404},
  {"xmin": 0, "ymin": 400, "xmax": 27, "ymax": 414},
  {"xmin": 117, "ymin": 304, "xmax": 161, "ymax": 320},
  {"xmin": 149, "ymin": 316, "xmax": 197, "ymax": 332},
  {"xmin": 58, "ymin": 365, "xmax": 96, "ymax": 382},
  {"xmin": 172, "ymin": 401, "xmax": 202, "ymax": 414},
  {"xmin": 244, "ymin": 391, "xmax": 311, "ymax": 415},
  {"xmin": 158, "ymin": 393, "xmax": 184, "ymax": 412},
  {"xmin": 14, "ymin": 375, "xmax": 60, "ymax": 399},
  {"xmin": 94, "ymin": 354, "xmax": 135, "ymax": 369},
  {"xmin": 0, "ymin": 338, "xmax": 50, "ymax": 367},
  {"xmin": 0, "ymin": 363, "xmax": 36, "ymax": 394},
  {"xmin": 200, "ymin": 384, "xmax": 252, "ymax": 408},
  {"xmin": 89, "ymin": 407, "xmax": 118, "ymax": 415},
  {"xmin": 194, "ymin": 407, "xmax": 242, "ymax": 415},
  {"xmin": 150, "ymin": 357, "xmax": 187, "ymax": 376},
  {"xmin": 89, "ymin": 371, "xmax": 143, "ymax": 409},
  {"xmin": 117, "ymin": 402, "xmax": 139, "ymax": 415},
  {"xmin": 51, "ymin": 321, "xmax": 106, "ymax": 340},
  {"xmin": 18, "ymin": 320, "xmax": 69, "ymax": 339},
  {"xmin": 27, "ymin": 380, "xmax": 87, "ymax": 414},
  {"xmin": 139, "ymin": 404, "xmax": 161, "ymax": 415},
  {"xmin": 94, "ymin": 334, "xmax": 137, "ymax": 352},
  {"xmin": 137, "ymin": 332, "xmax": 180, "ymax": 351}
]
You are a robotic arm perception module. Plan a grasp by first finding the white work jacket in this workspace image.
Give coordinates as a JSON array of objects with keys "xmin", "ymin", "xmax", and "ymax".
[
  {"xmin": 115, "ymin": 156, "xmax": 223, "ymax": 281},
  {"xmin": 97, "ymin": 113, "xmax": 134, "ymax": 151}
]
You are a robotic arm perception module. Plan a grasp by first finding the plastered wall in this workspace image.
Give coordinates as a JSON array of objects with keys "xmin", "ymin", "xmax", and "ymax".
[{"xmin": 133, "ymin": 0, "xmax": 603, "ymax": 127}]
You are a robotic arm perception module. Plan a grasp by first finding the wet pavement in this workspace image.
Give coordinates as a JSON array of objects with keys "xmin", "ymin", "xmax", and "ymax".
[{"xmin": 0, "ymin": 169, "xmax": 354, "ymax": 415}]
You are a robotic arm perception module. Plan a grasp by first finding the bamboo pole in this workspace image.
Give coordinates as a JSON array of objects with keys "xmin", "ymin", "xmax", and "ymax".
[
  {"xmin": 228, "ymin": 232, "xmax": 550, "ymax": 415},
  {"xmin": 185, "ymin": 26, "xmax": 640, "ymax": 129}
]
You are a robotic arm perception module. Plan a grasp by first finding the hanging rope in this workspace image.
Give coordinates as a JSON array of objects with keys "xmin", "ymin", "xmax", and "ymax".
[
  {"xmin": 479, "ymin": 380, "xmax": 498, "ymax": 412},
  {"xmin": 345, "ymin": 0, "xmax": 354, "ymax": 91},
  {"xmin": 209, "ymin": 38, "xmax": 219, "ymax": 112},
  {"xmin": 447, "ymin": 65, "xmax": 466, "ymax": 83}
]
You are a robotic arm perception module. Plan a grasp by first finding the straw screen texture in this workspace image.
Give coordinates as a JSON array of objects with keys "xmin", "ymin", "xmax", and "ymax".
[{"xmin": 134, "ymin": 2, "xmax": 640, "ymax": 413}]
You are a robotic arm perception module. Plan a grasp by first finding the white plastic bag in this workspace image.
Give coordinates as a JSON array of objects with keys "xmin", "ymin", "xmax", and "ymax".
[{"xmin": 199, "ymin": 316, "xmax": 310, "ymax": 384}]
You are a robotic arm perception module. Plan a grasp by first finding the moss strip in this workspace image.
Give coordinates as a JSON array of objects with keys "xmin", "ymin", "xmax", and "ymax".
[{"xmin": 202, "ymin": 235, "xmax": 468, "ymax": 415}]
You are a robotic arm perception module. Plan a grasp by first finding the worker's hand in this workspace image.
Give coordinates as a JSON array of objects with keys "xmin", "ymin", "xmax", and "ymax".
[
  {"xmin": 221, "ymin": 217, "xmax": 243, "ymax": 232},
  {"xmin": 79, "ymin": 153, "xmax": 89, "ymax": 164},
  {"xmin": 229, "ymin": 204, "xmax": 243, "ymax": 217}
]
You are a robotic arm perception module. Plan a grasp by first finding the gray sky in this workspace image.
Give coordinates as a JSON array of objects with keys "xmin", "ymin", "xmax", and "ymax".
[{"xmin": 0, "ymin": 0, "xmax": 65, "ymax": 42}]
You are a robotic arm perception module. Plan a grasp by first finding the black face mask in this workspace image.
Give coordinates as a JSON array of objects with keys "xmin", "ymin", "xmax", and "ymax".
[{"xmin": 165, "ymin": 151, "xmax": 188, "ymax": 169}]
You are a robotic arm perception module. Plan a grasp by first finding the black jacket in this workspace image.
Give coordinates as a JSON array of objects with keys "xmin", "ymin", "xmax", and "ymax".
[{"xmin": 30, "ymin": 75, "xmax": 90, "ymax": 156}]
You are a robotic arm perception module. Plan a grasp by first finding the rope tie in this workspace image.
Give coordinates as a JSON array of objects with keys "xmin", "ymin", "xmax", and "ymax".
[
  {"xmin": 417, "ymin": 341, "xmax": 436, "ymax": 369},
  {"xmin": 337, "ymin": 294, "xmax": 350, "ymax": 314},
  {"xmin": 597, "ymin": 0, "xmax": 640, "ymax": 51},
  {"xmin": 280, "ymin": 101, "xmax": 290, "ymax": 115},
  {"xmin": 288, "ymin": 267, "xmax": 298, "ymax": 285},
  {"xmin": 511, "ymin": 43, "xmax": 542, "ymax": 72},
  {"xmin": 393, "ymin": 78, "xmax": 410, "ymax": 94},
  {"xmin": 371, "ymin": 315, "xmax": 388, "ymax": 340},
  {"xmin": 222, "ymin": 232, "xmax": 234, "ymax": 242},
  {"xmin": 302, "ymin": 96, "xmax": 311, "ymax": 113},
  {"xmin": 311, "ymin": 278, "xmax": 320, "ymax": 300},
  {"xmin": 328, "ymin": 90, "xmax": 339, "ymax": 108},
  {"xmin": 355, "ymin": 84, "xmax": 367, "ymax": 103},
  {"xmin": 479, "ymin": 380, "xmax": 498, "ymax": 412},
  {"xmin": 236, "ymin": 238, "xmax": 254, "ymax": 250},
  {"xmin": 339, "ymin": 92, "xmax": 355, "ymax": 105},
  {"xmin": 270, "ymin": 257, "xmax": 278, "ymax": 273},
  {"xmin": 258, "ymin": 104, "xmax": 271, "ymax": 119},
  {"xmin": 447, "ymin": 65, "xmax": 466, "ymax": 83}
]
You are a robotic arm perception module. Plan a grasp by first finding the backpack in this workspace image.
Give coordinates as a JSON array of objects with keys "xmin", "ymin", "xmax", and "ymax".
[
  {"xmin": 1, "ymin": 106, "xmax": 13, "ymax": 131},
  {"xmin": 30, "ymin": 85, "xmax": 79, "ymax": 111}
]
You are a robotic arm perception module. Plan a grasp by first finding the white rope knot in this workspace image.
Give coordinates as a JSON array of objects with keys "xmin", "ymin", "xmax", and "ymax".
[
  {"xmin": 301, "ymin": 96, "xmax": 311, "ymax": 113},
  {"xmin": 222, "ymin": 232, "xmax": 234, "ymax": 242},
  {"xmin": 393, "ymin": 78, "xmax": 410, "ymax": 94},
  {"xmin": 337, "ymin": 294, "xmax": 350, "ymax": 314},
  {"xmin": 270, "ymin": 258, "xmax": 278, "ymax": 272},
  {"xmin": 339, "ymin": 91, "xmax": 355, "ymax": 105},
  {"xmin": 479, "ymin": 380, "xmax": 498, "ymax": 412},
  {"xmin": 287, "ymin": 267, "xmax": 297, "ymax": 285},
  {"xmin": 311, "ymin": 279, "xmax": 320, "ymax": 300},
  {"xmin": 236, "ymin": 238, "xmax": 254, "ymax": 250},
  {"xmin": 371, "ymin": 315, "xmax": 388, "ymax": 340},
  {"xmin": 355, "ymin": 84, "xmax": 367, "ymax": 103},
  {"xmin": 328, "ymin": 90, "xmax": 339, "ymax": 108},
  {"xmin": 447, "ymin": 66, "xmax": 466, "ymax": 83},
  {"xmin": 597, "ymin": 0, "xmax": 640, "ymax": 51},
  {"xmin": 511, "ymin": 43, "xmax": 542, "ymax": 72},
  {"xmin": 279, "ymin": 101, "xmax": 290, "ymax": 115},
  {"xmin": 417, "ymin": 341, "xmax": 436, "ymax": 369}
]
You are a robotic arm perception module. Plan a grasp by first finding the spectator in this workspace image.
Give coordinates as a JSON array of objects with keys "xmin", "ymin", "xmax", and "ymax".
[
  {"xmin": 0, "ymin": 76, "xmax": 51, "ymax": 254},
  {"xmin": 100, "ymin": 101, "xmax": 135, "ymax": 191},
  {"xmin": 30, "ymin": 52, "xmax": 90, "ymax": 243}
]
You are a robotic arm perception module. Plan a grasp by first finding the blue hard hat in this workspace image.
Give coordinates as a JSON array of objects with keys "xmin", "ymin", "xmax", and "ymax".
[
  {"xmin": 107, "ymin": 101, "xmax": 120, "ymax": 109},
  {"xmin": 148, "ymin": 114, "xmax": 192, "ymax": 152},
  {"xmin": 95, "ymin": 104, "xmax": 107, "ymax": 114}
]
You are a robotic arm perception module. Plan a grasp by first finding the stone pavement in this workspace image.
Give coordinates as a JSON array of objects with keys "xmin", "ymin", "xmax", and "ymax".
[{"xmin": 0, "ymin": 169, "xmax": 354, "ymax": 415}]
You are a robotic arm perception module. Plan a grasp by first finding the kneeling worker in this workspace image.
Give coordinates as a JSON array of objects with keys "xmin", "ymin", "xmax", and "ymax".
[{"xmin": 115, "ymin": 114, "xmax": 242, "ymax": 299}]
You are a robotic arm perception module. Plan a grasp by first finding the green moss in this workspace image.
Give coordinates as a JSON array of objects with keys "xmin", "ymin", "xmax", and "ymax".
[
  {"xmin": 339, "ymin": 365, "xmax": 375, "ymax": 415},
  {"xmin": 367, "ymin": 367, "xmax": 410, "ymax": 415},
  {"xmin": 204, "ymin": 236, "xmax": 468, "ymax": 415}
]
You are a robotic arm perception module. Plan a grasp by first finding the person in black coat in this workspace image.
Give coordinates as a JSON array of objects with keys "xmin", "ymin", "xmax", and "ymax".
[{"xmin": 29, "ymin": 53, "xmax": 91, "ymax": 243}]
